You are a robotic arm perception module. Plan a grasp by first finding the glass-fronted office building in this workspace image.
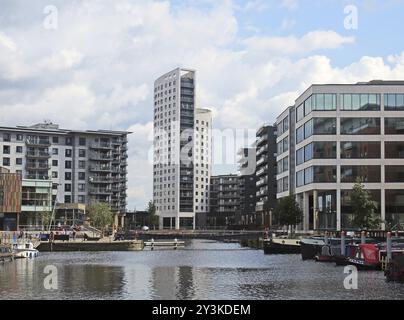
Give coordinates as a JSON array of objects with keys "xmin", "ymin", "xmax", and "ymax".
[{"xmin": 276, "ymin": 80, "xmax": 404, "ymax": 231}]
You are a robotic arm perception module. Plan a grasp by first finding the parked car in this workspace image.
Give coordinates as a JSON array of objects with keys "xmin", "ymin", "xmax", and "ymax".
[{"xmin": 142, "ymin": 226, "xmax": 150, "ymax": 231}]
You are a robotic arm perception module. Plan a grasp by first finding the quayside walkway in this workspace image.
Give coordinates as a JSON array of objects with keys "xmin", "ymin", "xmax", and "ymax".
[{"xmin": 135, "ymin": 230, "xmax": 265, "ymax": 241}]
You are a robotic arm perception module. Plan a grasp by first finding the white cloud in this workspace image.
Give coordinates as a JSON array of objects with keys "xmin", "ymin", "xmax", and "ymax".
[
  {"xmin": 281, "ymin": 0, "xmax": 298, "ymax": 10},
  {"xmin": 280, "ymin": 19, "xmax": 296, "ymax": 30}
]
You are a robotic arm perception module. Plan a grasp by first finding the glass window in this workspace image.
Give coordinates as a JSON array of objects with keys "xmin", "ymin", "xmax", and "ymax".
[
  {"xmin": 385, "ymin": 141, "xmax": 404, "ymax": 159},
  {"xmin": 385, "ymin": 94, "xmax": 404, "ymax": 111},
  {"xmin": 385, "ymin": 190, "xmax": 404, "ymax": 224},
  {"xmin": 313, "ymin": 142, "xmax": 336, "ymax": 159},
  {"xmin": 341, "ymin": 165, "xmax": 381, "ymax": 183},
  {"xmin": 304, "ymin": 96, "xmax": 312, "ymax": 116},
  {"xmin": 277, "ymin": 179, "xmax": 283, "ymax": 193},
  {"xmin": 16, "ymin": 146, "xmax": 23, "ymax": 153},
  {"xmin": 283, "ymin": 137, "xmax": 289, "ymax": 152},
  {"xmin": 385, "ymin": 118, "xmax": 404, "ymax": 134},
  {"xmin": 343, "ymin": 94, "xmax": 352, "ymax": 111},
  {"xmin": 313, "ymin": 166, "xmax": 336, "ymax": 183},
  {"xmin": 304, "ymin": 120, "xmax": 313, "ymax": 138},
  {"xmin": 296, "ymin": 170, "xmax": 304, "ymax": 187},
  {"xmin": 385, "ymin": 166, "xmax": 404, "ymax": 183},
  {"xmin": 340, "ymin": 118, "xmax": 380, "ymax": 135},
  {"xmin": 277, "ymin": 141, "xmax": 283, "ymax": 155},
  {"xmin": 305, "ymin": 143, "xmax": 313, "ymax": 161},
  {"xmin": 78, "ymin": 172, "xmax": 86, "ymax": 180},
  {"xmin": 283, "ymin": 117, "xmax": 289, "ymax": 131},
  {"xmin": 352, "ymin": 94, "xmax": 360, "ymax": 110},
  {"xmin": 296, "ymin": 148, "xmax": 304, "ymax": 165},
  {"xmin": 296, "ymin": 104, "xmax": 304, "ymax": 122},
  {"xmin": 296, "ymin": 126, "xmax": 304, "ymax": 144},
  {"xmin": 313, "ymin": 118, "xmax": 336, "ymax": 135},
  {"xmin": 79, "ymin": 149, "xmax": 86, "ymax": 157},
  {"xmin": 324, "ymin": 94, "xmax": 335, "ymax": 110},
  {"xmin": 340, "ymin": 141, "xmax": 381, "ymax": 159},
  {"xmin": 283, "ymin": 157, "xmax": 289, "ymax": 172},
  {"xmin": 65, "ymin": 172, "xmax": 72, "ymax": 181},
  {"xmin": 315, "ymin": 94, "xmax": 325, "ymax": 110},
  {"xmin": 79, "ymin": 137, "xmax": 86, "ymax": 146},
  {"xmin": 305, "ymin": 167, "xmax": 314, "ymax": 184},
  {"xmin": 283, "ymin": 177, "xmax": 289, "ymax": 192},
  {"xmin": 65, "ymin": 149, "xmax": 72, "ymax": 157},
  {"xmin": 52, "ymin": 137, "xmax": 59, "ymax": 144}
]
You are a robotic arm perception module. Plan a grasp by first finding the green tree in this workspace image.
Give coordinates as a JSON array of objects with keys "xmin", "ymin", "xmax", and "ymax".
[
  {"xmin": 273, "ymin": 195, "xmax": 303, "ymax": 236},
  {"xmin": 146, "ymin": 201, "xmax": 159, "ymax": 229},
  {"xmin": 351, "ymin": 180, "xmax": 380, "ymax": 230},
  {"xmin": 87, "ymin": 203, "xmax": 114, "ymax": 235}
]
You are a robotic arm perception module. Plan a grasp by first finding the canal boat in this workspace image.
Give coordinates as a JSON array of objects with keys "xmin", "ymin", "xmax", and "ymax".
[
  {"xmin": 12, "ymin": 241, "xmax": 39, "ymax": 259},
  {"xmin": 0, "ymin": 245, "xmax": 14, "ymax": 262},
  {"xmin": 346, "ymin": 244, "xmax": 381, "ymax": 270},
  {"xmin": 263, "ymin": 237, "xmax": 301, "ymax": 254}
]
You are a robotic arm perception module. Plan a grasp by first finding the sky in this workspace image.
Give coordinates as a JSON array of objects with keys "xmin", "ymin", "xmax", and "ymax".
[{"xmin": 1, "ymin": 0, "xmax": 404, "ymax": 210}]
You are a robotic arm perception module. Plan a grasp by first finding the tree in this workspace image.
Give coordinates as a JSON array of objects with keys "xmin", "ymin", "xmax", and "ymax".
[
  {"xmin": 350, "ymin": 180, "xmax": 380, "ymax": 230},
  {"xmin": 273, "ymin": 195, "xmax": 303, "ymax": 236},
  {"xmin": 87, "ymin": 203, "xmax": 114, "ymax": 235},
  {"xmin": 146, "ymin": 201, "xmax": 159, "ymax": 228}
]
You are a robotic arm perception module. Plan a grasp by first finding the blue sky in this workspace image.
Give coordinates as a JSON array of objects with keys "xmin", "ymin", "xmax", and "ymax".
[{"xmin": 1, "ymin": 0, "xmax": 404, "ymax": 209}]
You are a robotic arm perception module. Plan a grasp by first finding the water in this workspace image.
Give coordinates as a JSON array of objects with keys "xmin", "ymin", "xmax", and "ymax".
[{"xmin": 1, "ymin": 240, "xmax": 404, "ymax": 300}]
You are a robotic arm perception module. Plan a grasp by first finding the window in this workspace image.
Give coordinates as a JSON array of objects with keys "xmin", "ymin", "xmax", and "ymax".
[
  {"xmin": 296, "ymin": 148, "xmax": 304, "ymax": 165},
  {"xmin": 52, "ymin": 137, "xmax": 59, "ymax": 143},
  {"xmin": 341, "ymin": 141, "xmax": 380, "ymax": 159},
  {"xmin": 79, "ymin": 161, "xmax": 86, "ymax": 169},
  {"xmin": 3, "ymin": 146, "xmax": 10, "ymax": 154},
  {"xmin": 78, "ymin": 172, "xmax": 85, "ymax": 180},
  {"xmin": 79, "ymin": 137, "xmax": 86, "ymax": 146},
  {"xmin": 52, "ymin": 160, "xmax": 58, "ymax": 167},
  {"xmin": 385, "ymin": 166, "xmax": 404, "ymax": 183},
  {"xmin": 385, "ymin": 118, "xmax": 404, "ymax": 134},
  {"xmin": 385, "ymin": 94, "xmax": 404, "ymax": 111},
  {"xmin": 79, "ymin": 149, "xmax": 86, "ymax": 157},
  {"xmin": 78, "ymin": 195, "xmax": 85, "ymax": 204},
  {"xmin": 341, "ymin": 94, "xmax": 380, "ymax": 111},
  {"xmin": 313, "ymin": 142, "xmax": 336, "ymax": 159},
  {"xmin": 78, "ymin": 184, "xmax": 86, "ymax": 192},
  {"xmin": 2, "ymin": 158, "xmax": 10, "ymax": 166},
  {"xmin": 64, "ymin": 195, "xmax": 71, "ymax": 203},
  {"xmin": 296, "ymin": 104, "xmax": 304, "ymax": 122},
  {"xmin": 65, "ymin": 161, "xmax": 72, "ymax": 169},
  {"xmin": 65, "ymin": 149, "xmax": 72, "ymax": 157},
  {"xmin": 296, "ymin": 170, "xmax": 304, "ymax": 187},
  {"xmin": 385, "ymin": 190, "xmax": 404, "ymax": 223},
  {"xmin": 3, "ymin": 133, "xmax": 10, "ymax": 142},
  {"xmin": 313, "ymin": 118, "xmax": 336, "ymax": 135},
  {"xmin": 385, "ymin": 141, "xmax": 404, "ymax": 159},
  {"xmin": 313, "ymin": 166, "xmax": 336, "ymax": 183},
  {"xmin": 283, "ymin": 177, "xmax": 289, "ymax": 192},
  {"xmin": 16, "ymin": 146, "xmax": 23, "ymax": 153},
  {"xmin": 65, "ymin": 172, "xmax": 72, "ymax": 180},
  {"xmin": 296, "ymin": 126, "xmax": 304, "ymax": 144},
  {"xmin": 65, "ymin": 184, "xmax": 72, "ymax": 192},
  {"xmin": 16, "ymin": 158, "xmax": 22, "ymax": 165},
  {"xmin": 341, "ymin": 118, "xmax": 380, "ymax": 135},
  {"xmin": 66, "ymin": 137, "xmax": 72, "ymax": 145},
  {"xmin": 52, "ymin": 172, "xmax": 58, "ymax": 178},
  {"xmin": 305, "ymin": 143, "xmax": 314, "ymax": 161},
  {"xmin": 17, "ymin": 134, "xmax": 23, "ymax": 141},
  {"xmin": 311, "ymin": 94, "xmax": 337, "ymax": 111},
  {"xmin": 341, "ymin": 166, "xmax": 381, "ymax": 183},
  {"xmin": 305, "ymin": 167, "xmax": 314, "ymax": 184}
]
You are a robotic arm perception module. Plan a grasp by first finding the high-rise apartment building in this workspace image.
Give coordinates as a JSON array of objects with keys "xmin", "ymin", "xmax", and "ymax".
[
  {"xmin": 154, "ymin": 68, "xmax": 212, "ymax": 230},
  {"xmin": 276, "ymin": 80, "xmax": 404, "ymax": 231},
  {"xmin": 255, "ymin": 125, "xmax": 278, "ymax": 226},
  {"xmin": 0, "ymin": 122, "xmax": 129, "ymax": 227}
]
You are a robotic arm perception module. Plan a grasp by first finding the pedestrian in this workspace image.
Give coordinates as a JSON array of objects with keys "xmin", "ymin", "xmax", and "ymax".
[{"xmin": 73, "ymin": 230, "xmax": 76, "ymax": 241}]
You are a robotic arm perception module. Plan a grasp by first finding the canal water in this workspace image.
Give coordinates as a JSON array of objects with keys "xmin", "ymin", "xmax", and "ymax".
[{"xmin": 1, "ymin": 240, "xmax": 404, "ymax": 300}]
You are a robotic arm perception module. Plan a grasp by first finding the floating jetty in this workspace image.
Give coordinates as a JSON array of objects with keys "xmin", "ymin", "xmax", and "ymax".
[
  {"xmin": 0, "ymin": 245, "xmax": 14, "ymax": 262},
  {"xmin": 36, "ymin": 240, "xmax": 144, "ymax": 252},
  {"xmin": 144, "ymin": 239, "xmax": 185, "ymax": 250}
]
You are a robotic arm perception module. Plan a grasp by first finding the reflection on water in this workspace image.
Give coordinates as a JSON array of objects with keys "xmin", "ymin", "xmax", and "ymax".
[{"xmin": 1, "ymin": 240, "xmax": 404, "ymax": 300}]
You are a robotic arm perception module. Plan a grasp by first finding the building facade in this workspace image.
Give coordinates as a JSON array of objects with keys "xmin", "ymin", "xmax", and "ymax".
[
  {"xmin": 255, "ymin": 125, "xmax": 278, "ymax": 227},
  {"xmin": 208, "ymin": 174, "xmax": 240, "ymax": 227},
  {"xmin": 0, "ymin": 122, "xmax": 129, "ymax": 227},
  {"xmin": 0, "ymin": 167, "xmax": 22, "ymax": 231},
  {"xmin": 237, "ymin": 148, "xmax": 257, "ymax": 226},
  {"xmin": 153, "ymin": 68, "xmax": 212, "ymax": 230},
  {"xmin": 276, "ymin": 80, "xmax": 404, "ymax": 231}
]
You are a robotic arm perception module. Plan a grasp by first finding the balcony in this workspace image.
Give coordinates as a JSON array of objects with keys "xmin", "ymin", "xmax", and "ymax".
[
  {"xmin": 89, "ymin": 153, "xmax": 113, "ymax": 161},
  {"xmin": 256, "ymin": 135, "xmax": 268, "ymax": 146},
  {"xmin": 180, "ymin": 184, "xmax": 193, "ymax": 191},
  {"xmin": 256, "ymin": 166, "xmax": 268, "ymax": 177},
  {"xmin": 90, "ymin": 142, "xmax": 113, "ymax": 150},
  {"xmin": 26, "ymin": 151, "xmax": 51, "ymax": 159},
  {"xmin": 89, "ymin": 188, "xmax": 111, "ymax": 195},
  {"xmin": 256, "ymin": 156, "xmax": 267, "ymax": 167},
  {"xmin": 89, "ymin": 166, "xmax": 112, "ymax": 172},
  {"xmin": 25, "ymin": 163, "xmax": 50, "ymax": 170},
  {"xmin": 25, "ymin": 138, "xmax": 50, "ymax": 147},
  {"xmin": 25, "ymin": 174, "xmax": 50, "ymax": 180},
  {"xmin": 256, "ymin": 188, "xmax": 268, "ymax": 197},
  {"xmin": 256, "ymin": 145, "xmax": 268, "ymax": 156},
  {"xmin": 256, "ymin": 177, "xmax": 268, "ymax": 187},
  {"xmin": 89, "ymin": 176, "xmax": 113, "ymax": 183}
]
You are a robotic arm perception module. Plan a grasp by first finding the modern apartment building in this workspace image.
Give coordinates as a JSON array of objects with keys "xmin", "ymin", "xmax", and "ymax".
[
  {"xmin": 237, "ymin": 148, "xmax": 257, "ymax": 226},
  {"xmin": 255, "ymin": 125, "xmax": 278, "ymax": 226},
  {"xmin": 153, "ymin": 68, "xmax": 199, "ymax": 229},
  {"xmin": 0, "ymin": 167, "xmax": 22, "ymax": 231},
  {"xmin": 276, "ymin": 80, "xmax": 404, "ymax": 231},
  {"xmin": 0, "ymin": 122, "xmax": 129, "ymax": 227},
  {"xmin": 208, "ymin": 174, "xmax": 240, "ymax": 227}
]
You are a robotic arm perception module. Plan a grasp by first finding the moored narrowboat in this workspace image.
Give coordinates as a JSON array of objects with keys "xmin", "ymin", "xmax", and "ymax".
[{"xmin": 263, "ymin": 237, "xmax": 301, "ymax": 254}]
